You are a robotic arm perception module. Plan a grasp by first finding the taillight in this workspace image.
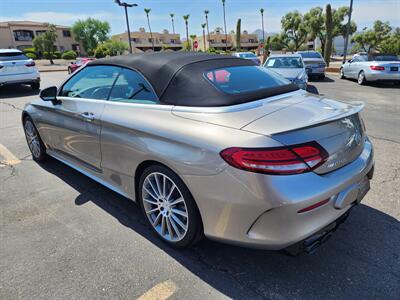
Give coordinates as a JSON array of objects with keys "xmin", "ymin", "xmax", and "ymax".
[
  {"xmin": 220, "ymin": 142, "xmax": 328, "ymax": 175},
  {"xmin": 25, "ymin": 61, "xmax": 35, "ymax": 67},
  {"xmin": 297, "ymin": 198, "xmax": 330, "ymax": 213},
  {"xmin": 370, "ymin": 65, "xmax": 384, "ymax": 71}
]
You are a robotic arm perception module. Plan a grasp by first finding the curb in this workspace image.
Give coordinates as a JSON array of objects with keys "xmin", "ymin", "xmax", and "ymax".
[{"xmin": 38, "ymin": 68, "xmax": 67, "ymax": 73}]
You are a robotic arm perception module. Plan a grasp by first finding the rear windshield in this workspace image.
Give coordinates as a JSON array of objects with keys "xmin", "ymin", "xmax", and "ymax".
[
  {"xmin": 0, "ymin": 52, "xmax": 28, "ymax": 61},
  {"xmin": 370, "ymin": 55, "xmax": 399, "ymax": 61},
  {"xmin": 265, "ymin": 57, "xmax": 304, "ymax": 68},
  {"xmin": 298, "ymin": 52, "xmax": 322, "ymax": 59},
  {"xmin": 204, "ymin": 66, "xmax": 290, "ymax": 94},
  {"xmin": 239, "ymin": 53, "xmax": 257, "ymax": 58}
]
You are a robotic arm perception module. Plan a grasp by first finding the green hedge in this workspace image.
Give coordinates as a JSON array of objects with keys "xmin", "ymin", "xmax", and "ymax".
[
  {"xmin": 25, "ymin": 52, "xmax": 37, "ymax": 59},
  {"xmin": 61, "ymin": 50, "xmax": 77, "ymax": 60}
]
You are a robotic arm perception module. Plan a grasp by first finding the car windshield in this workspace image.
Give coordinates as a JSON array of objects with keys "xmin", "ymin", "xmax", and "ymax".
[
  {"xmin": 370, "ymin": 55, "xmax": 399, "ymax": 61},
  {"xmin": 204, "ymin": 66, "xmax": 290, "ymax": 94},
  {"xmin": 239, "ymin": 53, "xmax": 257, "ymax": 58},
  {"xmin": 0, "ymin": 52, "xmax": 28, "ymax": 61},
  {"xmin": 265, "ymin": 57, "xmax": 304, "ymax": 68},
  {"xmin": 298, "ymin": 52, "xmax": 322, "ymax": 59}
]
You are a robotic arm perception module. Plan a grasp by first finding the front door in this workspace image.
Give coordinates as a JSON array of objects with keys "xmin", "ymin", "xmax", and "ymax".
[{"xmin": 46, "ymin": 65, "xmax": 121, "ymax": 171}]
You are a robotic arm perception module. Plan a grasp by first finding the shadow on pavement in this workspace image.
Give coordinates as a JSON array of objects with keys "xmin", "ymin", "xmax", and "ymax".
[
  {"xmin": 0, "ymin": 84, "xmax": 39, "ymax": 99},
  {"xmin": 309, "ymin": 76, "xmax": 335, "ymax": 83},
  {"xmin": 38, "ymin": 157, "xmax": 400, "ymax": 299}
]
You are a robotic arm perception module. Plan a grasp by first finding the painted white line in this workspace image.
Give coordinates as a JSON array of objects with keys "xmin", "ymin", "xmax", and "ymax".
[
  {"xmin": 137, "ymin": 280, "xmax": 177, "ymax": 300},
  {"xmin": 0, "ymin": 144, "xmax": 21, "ymax": 167}
]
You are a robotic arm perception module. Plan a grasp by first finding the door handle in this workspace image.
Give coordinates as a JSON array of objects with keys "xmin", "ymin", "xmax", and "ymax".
[{"xmin": 79, "ymin": 112, "xmax": 95, "ymax": 122}]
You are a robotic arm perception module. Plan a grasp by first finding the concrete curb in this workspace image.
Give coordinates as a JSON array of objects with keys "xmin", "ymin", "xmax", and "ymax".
[{"xmin": 38, "ymin": 68, "xmax": 67, "ymax": 73}]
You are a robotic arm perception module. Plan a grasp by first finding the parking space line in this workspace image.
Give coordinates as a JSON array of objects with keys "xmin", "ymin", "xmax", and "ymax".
[
  {"xmin": 137, "ymin": 280, "xmax": 177, "ymax": 300},
  {"xmin": 0, "ymin": 144, "xmax": 21, "ymax": 167}
]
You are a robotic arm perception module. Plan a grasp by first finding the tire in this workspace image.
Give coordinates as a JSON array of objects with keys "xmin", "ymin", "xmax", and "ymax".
[
  {"xmin": 23, "ymin": 116, "xmax": 47, "ymax": 161},
  {"xmin": 30, "ymin": 82, "xmax": 40, "ymax": 91},
  {"xmin": 358, "ymin": 71, "xmax": 367, "ymax": 85},
  {"xmin": 138, "ymin": 164, "xmax": 203, "ymax": 248},
  {"xmin": 339, "ymin": 68, "xmax": 346, "ymax": 79},
  {"xmin": 68, "ymin": 67, "xmax": 72, "ymax": 74}
]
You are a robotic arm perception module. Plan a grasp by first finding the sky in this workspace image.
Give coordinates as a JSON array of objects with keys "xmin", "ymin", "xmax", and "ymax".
[{"xmin": 1, "ymin": 0, "xmax": 399, "ymax": 36}]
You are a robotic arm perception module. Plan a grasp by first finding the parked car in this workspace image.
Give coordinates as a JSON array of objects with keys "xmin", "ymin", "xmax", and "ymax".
[
  {"xmin": 68, "ymin": 58, "xmax": 96, "ymax": 74},
  {"xmin": 297, "ymin": 51, "xmax": 326, "ymax": 79},
  {"xmin": 232, "ymin": 52, "xmax": 261, "ymax": 65},
  {"xmin": 22, "ymin": 52, "xmax": 374, "ymax": 255},
  {"xmin": 340, "ymin": 53, "xmax": 400, "ymax": 85},
  {"xmin": 0, "ymin": 49, "xmax": 40, "ymax": 90},
  {"xmin": 264, "ymin": 54, "xmax": 308, "ymax": 89}
]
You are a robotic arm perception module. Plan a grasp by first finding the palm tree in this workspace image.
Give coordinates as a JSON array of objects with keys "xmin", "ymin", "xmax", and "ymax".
[
  {"xmin": 183, "ymin": 14, "xmax": 190, "ymax": 51},
  {"xmin": 144, "ymin": 8, "xmax": 155, "ymax": 51},
  {"xmin": 221, "ymin": 0, "xmax": 228, "ymax": 51},
  {"xmin": 201, "ymin": 23, "xmax": 207, "ymax": 51},
  {"xmin": 204, "ymin": 10, "xmax": 210, "ymax": 45},
  {"xmin": 260, "ymin": 8, "xmax": 265, "ymax": 43},
  {"xmin": 170, "ymin": 13, "xmax": 175, "ymax": 34}
]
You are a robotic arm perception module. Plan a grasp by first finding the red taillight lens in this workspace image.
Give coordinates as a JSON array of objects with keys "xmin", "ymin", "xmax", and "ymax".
[
  {"xmin": 370, "ymin": 65, "xmax": 384, "ymax": 71},
  {"xmin": 25, "ymin": 61, "xmax": 36, "ymax": 67},
  {"xmin": 220, "ymin": 142, "xmax": 328, "ymax": 175},
  {"xmin": 297, "ymin": 198, "xmax": 330, "ymax": 213}
]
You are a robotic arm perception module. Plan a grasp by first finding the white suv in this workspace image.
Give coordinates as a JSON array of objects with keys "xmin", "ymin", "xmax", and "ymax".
[{"xmin": 0, "ymin": 49, "xmax": 40, "ymax": 90}]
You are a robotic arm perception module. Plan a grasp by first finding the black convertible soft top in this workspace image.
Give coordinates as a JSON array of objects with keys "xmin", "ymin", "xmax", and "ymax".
[{"xmin": 89, "ymin": 52, "xmax": 298, "ymax": 107}]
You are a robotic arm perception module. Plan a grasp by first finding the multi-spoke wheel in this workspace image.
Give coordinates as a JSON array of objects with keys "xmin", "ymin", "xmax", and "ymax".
[
  {"xmin": 139, "ymin": 165, "xmax": 202, "ymax": 247},
  {"xmin": 23, "ymin": 116, "xmax": 47, "ymax": 161},
  {"xmin": 358, "ymin": 71, "xmax": 367, "ymax": 85}
]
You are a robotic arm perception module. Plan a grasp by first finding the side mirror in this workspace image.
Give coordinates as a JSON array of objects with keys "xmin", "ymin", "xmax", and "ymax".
[
  {"xmin": 348, "ymin": 59, "xmax": 352, "ymax": 63},
  {"xmin": 40, "ymin": 86, "xmax": 59, "ymax": 103}
]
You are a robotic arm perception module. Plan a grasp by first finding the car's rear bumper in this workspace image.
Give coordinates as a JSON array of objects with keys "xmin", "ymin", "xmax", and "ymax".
[
  {"xmin": 0, "ymin": 71, "xmax": 40, "ymax": 85},
  {"xmin": 365, "ymin": 71, "xmax": 400, "ymax": 81},
  {"xmin": 182, "ymin": 138, "xmax": 374, "ymax": 250}
]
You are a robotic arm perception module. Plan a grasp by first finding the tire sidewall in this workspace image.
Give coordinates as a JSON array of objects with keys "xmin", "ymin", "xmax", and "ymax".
[
  {"xmin": 138, "ymin": 164, "xmax": 202, "ymax": 248},
  {"xmin": 23, "ymin": 116, "xmax": 46, "ymax": 161},
  {"xmin": 358, "ymin": 71, "xmax": 366, "ymax": 85}
]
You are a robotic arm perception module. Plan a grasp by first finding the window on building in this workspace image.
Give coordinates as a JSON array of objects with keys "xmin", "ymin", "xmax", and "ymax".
[
  {"xmin": 63, "ymin": 30, "xmax": 71, "ymax": 37},
  {"xmin": 148, "ymin": 38, "xmax": 153, "ymax": 43},
  {"xmin": 170, "ymin": 39, "xmax": 176, "ymax": 44},
  {"xmin": 36, "ymin": 30, "xmax": 46, "ymax": 36},
  {"xmin": 221, "ymin": 39, "xmax": 226, "ymax": 43},
  {"xmin": 248, "ymin": 39, "xmax": 256, "ymax": 43},
  {"xmin": 131, "ymin": 38, "xmax": 139, "ymax": 43},
  {"xmin": 13, "ymin": 30, "xmax": 34, "ymax": 41}
]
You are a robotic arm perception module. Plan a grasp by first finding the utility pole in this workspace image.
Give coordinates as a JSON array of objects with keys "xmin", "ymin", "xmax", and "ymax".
[
  {"xmin": 342, "ymin": 0, "xmax": 354, "ymax": 63},
  {"xmin": 115, "ymin": 0, "xmax": 138, "ymax": 54}
]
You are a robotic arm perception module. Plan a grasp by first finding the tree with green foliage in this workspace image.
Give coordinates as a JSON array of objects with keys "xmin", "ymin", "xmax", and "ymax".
[
  {"xmin": 71, "ymin": 18, "xmax": 110, "ymax": 54},
  {"xmin": 144, "ymin": 9, "xmax": 155, "ymax": 51},
  {"xmin": 303, "ymin": 6, "xmax": 357, "ymax": 57},
  {"xmin": 280, "ymin": 11, "xmax": 308, "ymax": 51},
  {"xmin": 236, "ymin": 18, "xmax": 241, "ymax": 52},
  {"xmin": 32, "ymin": 23, "xmax": 57, "ymax": 64},
  {"xmin": 94, "ymin": 40, "xmax": 128, "ymax": 58},
  {"xmin": 183, "ymin": 15, "xmax": 190, "ymax": 51},
  {"xmin": 352, "ymin": 21, "xmax": 398, "ymax": 54},
  {"xmin": 324, "ymin": 4, "xmax": 333, "ymax": 65}
]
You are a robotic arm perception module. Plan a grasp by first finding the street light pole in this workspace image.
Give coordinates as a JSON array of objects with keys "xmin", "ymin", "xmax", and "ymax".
[
  {"xmin": 115, "ymin": 0, "xmax": 138, "ymax": 54},
  {"xmin": 342, "ymin": 0, "xmax": 354, "ymax": 63}
]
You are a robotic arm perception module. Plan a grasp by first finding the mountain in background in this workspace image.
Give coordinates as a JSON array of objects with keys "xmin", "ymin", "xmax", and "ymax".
[{"xmin": 252, "ymin": 29, "xmax": 278, "ymax": 41}]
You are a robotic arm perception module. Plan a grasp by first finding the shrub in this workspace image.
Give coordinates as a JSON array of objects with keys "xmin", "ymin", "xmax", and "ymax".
[
  {"xmin": 93, "ymin": 40, "xmax": 128, "ymax": 58},
  {"xmin": 53, "ymin": 51, "xmax": 62, "ymax": 59},
  {"xmin": 25, "ymin": 52, "xmax": 37, "ymax": 59},
  {"xmin": 61, "ymin": 50, "xmax": 77, "ymax": 60},
  {"xmin": 94, "ymin": 44, "xmax": 109, "ymax": 58}
]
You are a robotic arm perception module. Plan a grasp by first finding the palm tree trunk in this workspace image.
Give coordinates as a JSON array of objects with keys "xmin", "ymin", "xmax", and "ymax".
[
  {"xmin": 185, "ymin": 23, "xmax": 189, "ymax": 51},
  {"xmin": 147, "ymin": 15, "xmax": 155, "ymax": 51},
  {"xmin": 206, "ymin": 15, "xmax": 210, "ymax": 49},
  {"xmin": 202, "ymin": 29, "xmax": 206, "ymax": 51},
  {"xmin": 222, "ymin": 3, "xmax": 228, "ymax": 51},
  {"xmin": 171, "ymin": 18, "xmax": 175, "ymax": 34},
  {"xmin": 261, "ymin": 13, "xmax": 265, "ymax": 43}
]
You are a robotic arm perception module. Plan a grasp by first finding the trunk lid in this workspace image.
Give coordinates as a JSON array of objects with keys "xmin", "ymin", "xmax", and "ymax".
[{"xmin": 242, "ymin": 95, "xmax": 365, "ymax": 174}]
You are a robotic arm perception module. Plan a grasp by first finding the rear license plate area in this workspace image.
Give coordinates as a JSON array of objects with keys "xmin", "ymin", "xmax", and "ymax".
[{"xmin": 390, "ymin": 67, "xmax": 398, "ymax": 71}]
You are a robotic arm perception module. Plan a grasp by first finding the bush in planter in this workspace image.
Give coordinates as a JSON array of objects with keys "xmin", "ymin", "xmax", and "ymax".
[
  {"xmin": 61, "ymin": 50, "xmax": 77, "ymax": 60},
  {"xmin": 94, "ymin": 44, "xmax": 109, "ymax": 58}
]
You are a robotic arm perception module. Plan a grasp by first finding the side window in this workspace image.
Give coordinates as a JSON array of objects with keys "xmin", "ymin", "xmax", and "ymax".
[
  {"xmin": 109, "ymin": 68, "xmax": 158, "ymax": 104},
  {"xmin": 352, "ymin": 56, "xmax": 361, "ymax": 62},
  {"xmin": 60, "ymin": 66, "xmax": 121, "ymax": 100}
]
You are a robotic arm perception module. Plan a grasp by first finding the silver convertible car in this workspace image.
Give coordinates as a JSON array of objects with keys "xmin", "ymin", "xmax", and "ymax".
[
  {"xmin": 340, "ymin": 53, "xmax": 400, "ymax": 85},
  {"xmin": 22, "ymin": 52, "xmax": 374, "ymax": 254}
]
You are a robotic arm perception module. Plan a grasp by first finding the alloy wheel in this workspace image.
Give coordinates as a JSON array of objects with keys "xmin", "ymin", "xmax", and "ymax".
[
  {"xmin": 142, "ymin": 172, "xmax": 189, "ymax": 242},
  {"xmin": 358, "ymin": 72, "xmax": 365, "ymax": 85},
  {"xmin": 24, "ymin": 120, "xmax": 41, "ymax": 158}
]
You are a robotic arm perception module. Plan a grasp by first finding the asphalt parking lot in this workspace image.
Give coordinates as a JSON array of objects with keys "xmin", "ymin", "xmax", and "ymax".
[{"xmin": 1, "ymin": 72, "xmax": 399, "ymax": 299}]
